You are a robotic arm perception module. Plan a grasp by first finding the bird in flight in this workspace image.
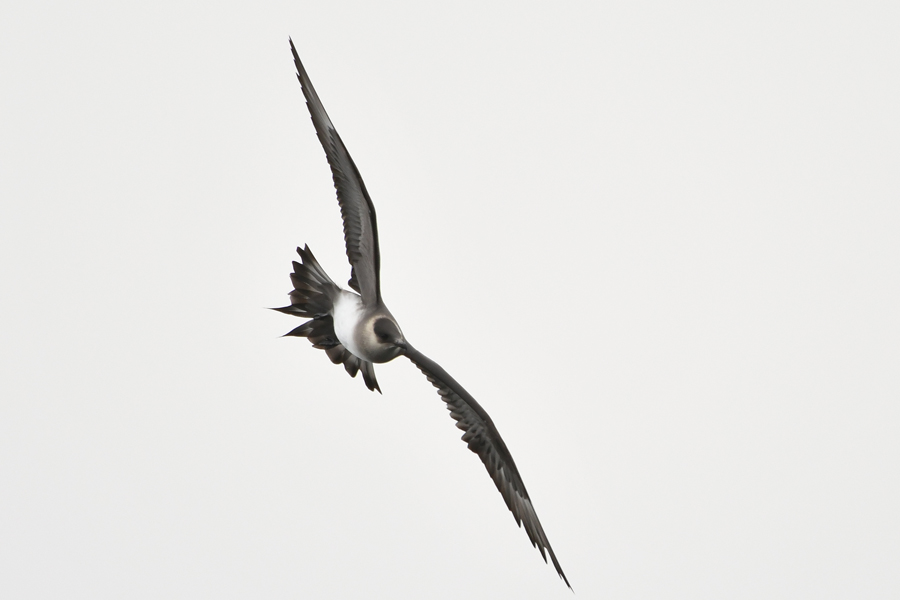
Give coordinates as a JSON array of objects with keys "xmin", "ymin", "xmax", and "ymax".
[{"xmin": 275, "ymin": 38, "xmax": 570, "ymax": 589}]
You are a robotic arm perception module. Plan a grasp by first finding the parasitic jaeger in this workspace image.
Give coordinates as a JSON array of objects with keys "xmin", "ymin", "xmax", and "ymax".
[{"xmin": 274, "ymin": 38, "xmax": 570, "ymax": 589}]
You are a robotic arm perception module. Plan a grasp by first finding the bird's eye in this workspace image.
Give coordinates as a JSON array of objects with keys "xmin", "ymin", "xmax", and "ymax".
[{"xmin": 373, "ymin": 318, "xmax": 400, "ymax": 344}]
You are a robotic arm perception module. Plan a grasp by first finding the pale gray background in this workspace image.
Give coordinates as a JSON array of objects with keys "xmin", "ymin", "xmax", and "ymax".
[{"xmin": 2, "ymin": 1, "xmax": 898, "ymax": 598}]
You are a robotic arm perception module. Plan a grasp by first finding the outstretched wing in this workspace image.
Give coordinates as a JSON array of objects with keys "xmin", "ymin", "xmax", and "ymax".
[
  {"xmin": 289, "ymin": 38, "xmax": 381, "ymax": 306},
  {"xmin": 403, "ymin": 346, "xmax": 571, "ymax": 589}
]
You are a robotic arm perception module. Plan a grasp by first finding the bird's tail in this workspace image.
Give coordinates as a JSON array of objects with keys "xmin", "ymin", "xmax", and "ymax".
[
  {"xmin": 273, "ymin": 245, "xmax": 341, "ymax": 319},
  {"xmin": 272, "ymin": 245, "xmax": 382, "ymax": 393}
]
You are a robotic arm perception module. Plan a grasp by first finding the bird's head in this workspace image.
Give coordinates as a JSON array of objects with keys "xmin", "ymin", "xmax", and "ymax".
[{"xmin": 373, "ymin": 317, "xmax": 407, "ymax": 354}]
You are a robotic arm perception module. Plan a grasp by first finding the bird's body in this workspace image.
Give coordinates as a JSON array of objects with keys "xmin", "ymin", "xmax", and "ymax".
[
  {"xmin": 330, "ymin": 291, "xmax": 364, "ymax": 357},
  {"xmin": 275, "ymin": 38, "xmax": 570, "ymax": 589},
  {"xmin": 332, "ymin": 291, "xmax": 402, "ymax": 364},
  {"xmin": 332, "ymin": 291, "xmax": 374, "ymax": 360}
]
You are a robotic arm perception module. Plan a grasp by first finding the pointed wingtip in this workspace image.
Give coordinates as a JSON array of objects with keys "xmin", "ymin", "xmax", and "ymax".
[
  {"xmin": 562, "ymin": 571, "xmax": 573, "ymax": 591},
  {"xmin": 550, "ymin": 550, "xmax": 572, "ymax": 590},
  {"xmin": 288, "ymin": 37, "xmax": 304, "ymax": 71}
]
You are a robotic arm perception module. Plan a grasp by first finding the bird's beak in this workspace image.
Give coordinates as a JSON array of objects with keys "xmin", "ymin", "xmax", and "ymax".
[{"xmin": 395, "ymin": 340, "xmax": 408, "ymax": 352}]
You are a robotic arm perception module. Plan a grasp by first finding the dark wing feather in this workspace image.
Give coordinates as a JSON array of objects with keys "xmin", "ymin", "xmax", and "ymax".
[
  {"xmin": 289, "ymin": 38, "xmax": 381, "ymax": 305},
  {"xmin": 404, "ymin": 346, "xmax": 571, "ymax": 589}
]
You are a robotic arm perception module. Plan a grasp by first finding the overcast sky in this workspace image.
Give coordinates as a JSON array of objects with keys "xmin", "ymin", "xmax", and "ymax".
[{"xmin": 2, "ymin": 1, "xmax": 898, "ymax": 598}]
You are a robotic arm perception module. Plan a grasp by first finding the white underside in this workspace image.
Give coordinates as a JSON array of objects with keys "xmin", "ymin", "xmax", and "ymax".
[{"xmin": 332, "ymin": 291, "xmax": 365, "ymax": 358}]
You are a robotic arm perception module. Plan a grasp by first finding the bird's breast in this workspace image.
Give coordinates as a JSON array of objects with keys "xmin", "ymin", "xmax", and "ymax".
[{"xmin": 332, "ymin": 291, "xmax": 366, "ymax": 358}]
